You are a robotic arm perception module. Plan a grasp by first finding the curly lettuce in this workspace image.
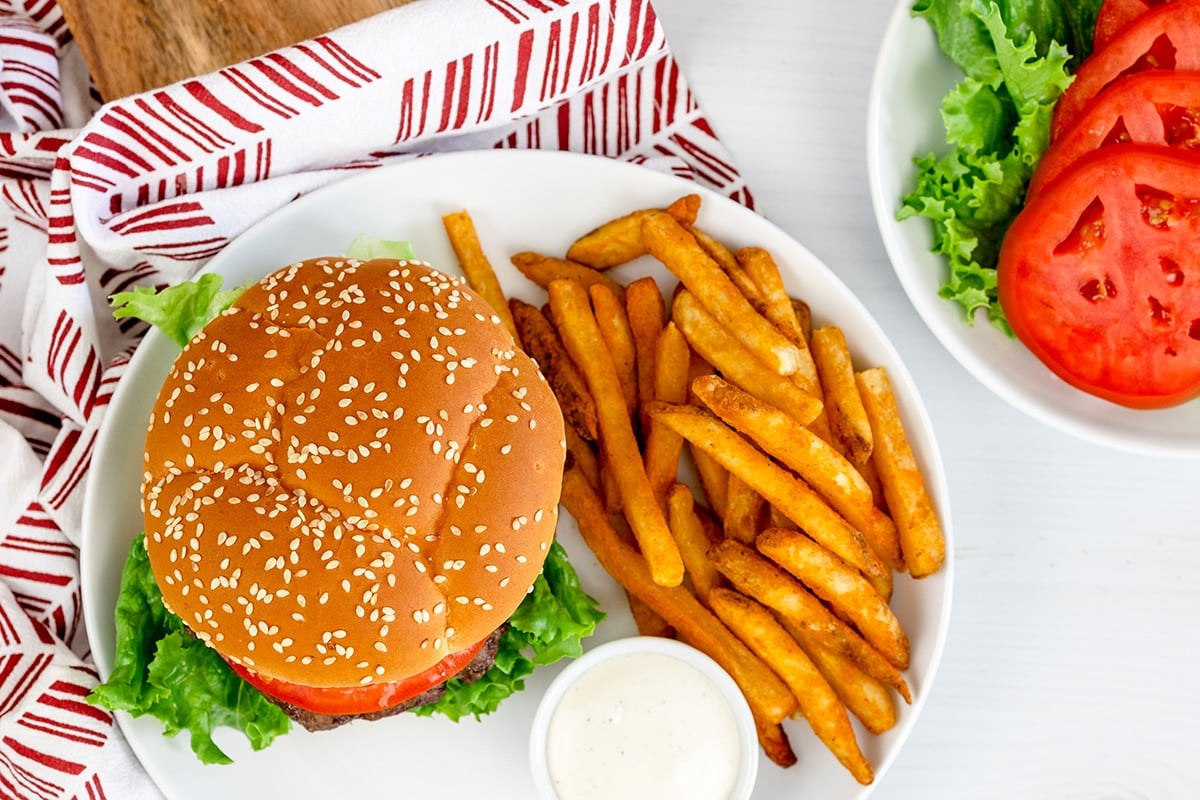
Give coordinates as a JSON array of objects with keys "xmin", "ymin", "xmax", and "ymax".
[{"xmin": 898, "ymin": 0, "xmax": 1099, "ymax": 332}]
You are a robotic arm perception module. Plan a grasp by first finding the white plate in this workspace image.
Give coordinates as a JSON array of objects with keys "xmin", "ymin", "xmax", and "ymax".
[
  {"xmin": 82, "ymin": 149, "xmax": 953, "ymax": 800},
  {"xmin": 867, "ymin": 0, "xmax": 1200, "ymax": 458}
]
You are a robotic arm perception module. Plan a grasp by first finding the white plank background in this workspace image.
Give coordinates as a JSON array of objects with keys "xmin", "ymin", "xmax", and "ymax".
[{"xmin": 652, "ymin": 0, "xmax": 1200, "ymax": 796}]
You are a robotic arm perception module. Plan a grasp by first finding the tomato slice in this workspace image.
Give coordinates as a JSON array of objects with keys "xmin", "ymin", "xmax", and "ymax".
[
  {"xmin": 1029, "ymin": 71, "xmax": 1200, "ymax": 196},
  {"xmin": 999, "ymin": 144, "xmax": 1200, "ymax": 408},
  {"xmin": 1051, "ymin": 0, "xmax": 1200, "ymax": 141},
  {"xmin": 226, "ymin": 636, "xmax": 488, "ymax": 716},
  {"xmin": 1094, "ymin": 0, "xmax": 1177, "ymax": 51}
]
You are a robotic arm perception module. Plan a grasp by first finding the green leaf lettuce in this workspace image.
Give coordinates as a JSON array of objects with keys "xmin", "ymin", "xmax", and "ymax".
[
  {"xmin": 899, "ymin": 0, "xmax": 1090, "ymax": 332},
  {"xmin": 88, "ymin": 534, "xmax": 291, "ymax": 764}
]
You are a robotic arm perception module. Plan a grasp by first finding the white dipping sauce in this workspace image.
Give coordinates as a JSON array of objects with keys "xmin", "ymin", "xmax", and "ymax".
[{"xmin": 545, "ymin": 651, "xmax": 742, "ymax": 800}]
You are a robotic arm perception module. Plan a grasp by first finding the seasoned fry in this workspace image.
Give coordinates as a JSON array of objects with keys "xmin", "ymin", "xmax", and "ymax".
[
  {"xmin": 723, "ymin": 473, "xmax": 765, "ymax": 545},
  {"xmin": 510, "ymin": 298, "xmax": 600, "ymax": 442},
  {"xmin": 549, "ymin": 279, "xmax": 683, "ymax": 587},
  {"xmin": 666, "ymin": 483, "xmax": 724, "ymax": 603},
  {"xmin": 561, "ymin": 468, "xmax": 798, "ymax": 724},
  {"xmin": 856, "ymin": 367, "xmax": 945, "ymax": 579},
  {"xmin": 625, "ymin": 276, "xmax": 667, "ymax": 434},
  {"xmin": 812, "ymin": 325, "xmax": 874, "ymax": 465},
  {"xmin": 737, "ymin": 246, "xmax": 802, "ymax": 340},
  {"xmin": 510, "ymin": 251, "xmax": 626, "ymax": 299},
  {"xmin": 708, "ymin": 539, "xmax": 911, "ymax": 703},
  {"xmin": 442, "ymin": 210, "xmax": 518, "ymax": 339},
  {"xmin": 754, "ymin": 718, "xmax": 797, "ymax": 769},
  {"xmin": 791, "ymin": 298, "xmax": 813, "ymax": 342},
  {"xmin": 565, "ymin": 195, "xmax": 701, "ymax": 269},
  {"xmin": 672, "ymin": 290, "xmax": 822, "ymax": 426},
  {"xmin": 642, "ymin": 322, "xmax": 690, "ymax": 503},
  {"xmin": 589, "ymin": 283, "xmax": 639, "ymax": 417},
  {"xmin": 758, "ymin": 528, "xmax": 909, "ymax": 670},
  {"xmin": 564, "ymin": 424, "xmax": 601, "ymax": 489},
  {"xmin": 628, "ymin": 592, "xmax": 675, "ymax": 638},
  {"xmin": 692, "ymin": 374, "xmax": 903, "ymax": 573},
  {"xmin": 642, "ymin": 211, "xmax": 803, "ymax": 376},
  {"xmin": 649, "ymin": 401, "xmax": 888, "ymax": 583},
  {"xmin": 691, "ymin": 446, "xmax": 730, "ymax": 519},
  {"xmin": 777, "ymin": 616, "xmax": 898, "ymax": 735},
  {"xmin": 689, "ymin": 226, "xmax": 766, "ymax": 311},
  {"xmin": 710, "ymin": 588, "xmax": 874, "ymax": 785}
]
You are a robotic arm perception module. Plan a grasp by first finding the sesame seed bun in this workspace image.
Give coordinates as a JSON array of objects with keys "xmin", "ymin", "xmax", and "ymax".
[{"xmin": 141, "ymin": 257, "xmax": 566, "ymax": 690}]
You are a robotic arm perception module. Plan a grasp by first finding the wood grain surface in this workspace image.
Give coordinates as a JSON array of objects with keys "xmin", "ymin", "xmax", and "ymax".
[{"xmin": 58, "ymin": 0, "xmax": 418, "ymax": 101}]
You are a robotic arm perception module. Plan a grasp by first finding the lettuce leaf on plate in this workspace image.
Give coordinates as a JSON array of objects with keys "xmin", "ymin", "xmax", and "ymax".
[
  {"xmin": 345, "ymin": 235, "xmax": 418, "ymax": 261},
  {"xmin": 88, "ymin": 534, "xmax": 291, "ymax": 764},
  {"xmin": 899, "ymin": 0, "xmax": 1089, "ymax": 332},
  {"xmin": 110, "ymin": 273, "xmax": 246, "ymax": 348},
  {"xmin": 413, "ymin": 540, "xmax": 606, "ymax": 722}
]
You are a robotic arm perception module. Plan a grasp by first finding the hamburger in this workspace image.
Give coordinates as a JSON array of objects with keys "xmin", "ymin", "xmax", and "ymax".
[{"xmin": 92, "ymin": 254, "xmax": 602, "ymax": 759}]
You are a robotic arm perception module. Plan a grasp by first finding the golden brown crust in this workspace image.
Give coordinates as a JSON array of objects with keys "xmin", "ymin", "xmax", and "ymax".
[{"xmin": 141, "ymin": 257, "xmax": 565, "ymax": 688}]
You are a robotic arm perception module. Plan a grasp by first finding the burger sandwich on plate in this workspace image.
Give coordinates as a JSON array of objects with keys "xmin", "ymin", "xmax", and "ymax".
[{"xmin": 89, "ymin": 249, "xmax": 604, "ymax": 763}]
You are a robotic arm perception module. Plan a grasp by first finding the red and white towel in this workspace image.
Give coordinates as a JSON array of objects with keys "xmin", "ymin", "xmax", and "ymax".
[{"xmin": 0, "ymin": 1, "xmax": 748, "ymax": 797}]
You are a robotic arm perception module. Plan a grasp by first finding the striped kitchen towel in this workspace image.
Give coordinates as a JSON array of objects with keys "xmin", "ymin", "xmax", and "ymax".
[{"xmin": 0, "ymin": 0, "xmax": 749, "ymax": 797}]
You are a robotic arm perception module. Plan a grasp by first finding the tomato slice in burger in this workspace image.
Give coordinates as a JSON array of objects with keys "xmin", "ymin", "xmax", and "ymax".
[
  {"xmin": 998, "ymin": 144, "xmax": 1200, "ymax": 408},
  {"xmin": 1093, "ymin": 0, "xmax": 1177, "ymax": 51},
  {"xmin": 226, "ymin": 636, "xmax": 488, "ymax": 716},
  {"xmin": 1029, "ymin": 70, "xmax": 1200, "ymax": 196},
  {"xmin": 1051, "ymin": 0, "xmax": 1200, "ymax": 141}
]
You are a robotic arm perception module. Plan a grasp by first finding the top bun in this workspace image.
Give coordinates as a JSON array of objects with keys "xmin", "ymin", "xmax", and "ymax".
[{"xmin": 141, "ymin": 257, "xmax": 565, "ymax": 689}]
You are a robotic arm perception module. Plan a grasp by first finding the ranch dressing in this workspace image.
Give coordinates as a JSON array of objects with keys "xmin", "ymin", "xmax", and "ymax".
[{"xmin": 544, "ymin": 651, "xmax": 742, "ymax": 800}]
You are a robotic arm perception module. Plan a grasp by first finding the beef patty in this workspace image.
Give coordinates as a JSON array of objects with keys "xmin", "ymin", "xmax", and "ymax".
[{"xmin": 273, "ymin": 624, "xmax": 507, "ymax": 732}]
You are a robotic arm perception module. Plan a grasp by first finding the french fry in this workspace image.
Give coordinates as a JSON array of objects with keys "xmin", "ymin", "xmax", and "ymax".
[
  {"xmin": 666, "ymin": 483, "xmax": 724, "ymax": 603},
  {"xmin": 564, "ymin": 424, "xmax": 601, "ymax": 489},
  {"xmin": 811, "ymin": 325, "xmax": 874, "ymax": 466},
  {"xmin": 689, "ymin": 226, "xmax": 766, "ymax": 312},
  {"xmin": 710, "ymin": 588, "xmax": 874, "ymax": 785},
  {"xmin": 723, "ymin": 473, "xmax": 765, "ymax": 545},
  {"xmin": 549, "ymin": 279, "xmax": 683, "ymax": 587},
  {"xmin": 691, "ymin": 446, "xmax": 730, "ymax": 520},
  {"xmin": 441, "ymin": 209, "xmax": 518, "ymax": 339},
  {"xmin": 625, "ymin": 276, "xmax": 666, "ymax": 434},
  {"xmin": 649, "ymin": 401, "xmax": 888, "ymax": 584},
  {"xmin": 737, "ymin": 246, "xmax": 803, "ymax": 341},
  {"xmin": 672, "ymin": 290, "xmax": 822, "ymax": 426},
  {"xmin": 692, "ymin": 374, "xmax": 903, "ymax": 573},
  {"xmin": 708, "ymin": 539, "xmax": 911, "ymax": 703},
  {"xmin": 510, "ymin": 251, "xmax": 626, "ymax": 299},
  {"xmin": 737, "ymin": 246, "xmax": 824, "ymax": 398},
  {"xmin": 560, "ymin": 468, "xmax": 798, "ymax": 725},
  {"xmin": 628, "ymin": 592, "xmax": 675, "ymax": 638},
  {"xmin": 510, "ymin": 298, "xmax": 600, "ymax": 442},
  {"xmin": 755, "ymin": 718, "xmax": 798, "ymax": 769},
  {"xmin": 642, "ymin": 322, "xmax": 690, "ymax": 503},
  {"xmin": 758, "ymin": 528, "xmax": 909, "ymax": 670},
  {"xmin": 856, "ymin": 367, "xmax": 945, "ymax": 579},
  {"xmin": 565, "ymin": 194, "xmax": 702, "ymax": 269},
  {"xmin": 589, "ymin": 283, "xmax": 638, "ymax": 418},
  {"xmin": 642, "ymin": 211, "xmax": 803, "ymax": 376},
  {"xmin": 778, "ymin": 616, "xmax": 897, "ymax": 735},
  {"xmin": 791, "ymin": 298, "xmax": 813, "ymax": 342}
]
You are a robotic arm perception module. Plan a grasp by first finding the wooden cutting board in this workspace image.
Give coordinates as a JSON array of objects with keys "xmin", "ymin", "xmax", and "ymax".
[{"xmin": 58, "ymin": 0, "xmax": 419, "ymax": 101}]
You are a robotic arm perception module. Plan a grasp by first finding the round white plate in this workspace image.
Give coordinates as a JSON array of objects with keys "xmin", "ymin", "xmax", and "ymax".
[
  {"xmin": 82, "ymin": 148, "xmax": 953, "ymax": 799},
  {"xmin": 867, "ymin": 0, "xmax": 1200, "ymax": 458}
]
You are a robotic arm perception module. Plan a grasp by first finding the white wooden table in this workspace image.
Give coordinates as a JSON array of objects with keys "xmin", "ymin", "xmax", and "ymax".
[{"xmin": 653, "ymin": 0, "xmax": 1200, "ymax": 796}]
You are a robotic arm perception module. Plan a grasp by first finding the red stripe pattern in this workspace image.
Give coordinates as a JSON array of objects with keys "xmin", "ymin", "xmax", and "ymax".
[{"xmin": 0, "ymin": 1, "xmax": 748, "ymax": 796}]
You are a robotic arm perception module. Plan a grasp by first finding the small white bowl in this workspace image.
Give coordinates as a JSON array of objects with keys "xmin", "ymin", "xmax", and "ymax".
[
  {"xmin": 866, "ymin": 0, "xmax": 1200, "ymax": 457},
  {"xmin": 529, "ymin": 636, "xmax": 759, "ymax": 800}
]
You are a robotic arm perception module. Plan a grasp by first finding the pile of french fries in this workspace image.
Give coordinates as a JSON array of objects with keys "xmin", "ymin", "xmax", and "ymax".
[{"xmin": 441, "ymin": 195, "xmax": 946, "ymax": 786}]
